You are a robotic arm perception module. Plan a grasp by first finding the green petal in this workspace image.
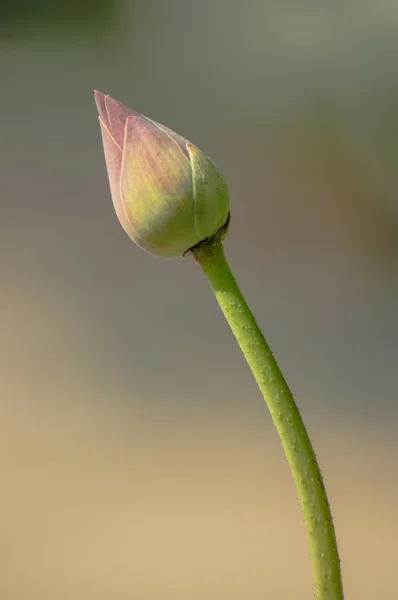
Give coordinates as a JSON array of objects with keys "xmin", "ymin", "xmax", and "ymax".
[{"xmin": 188, "ymin": 143, "xmax": 230, "ymax": 241}]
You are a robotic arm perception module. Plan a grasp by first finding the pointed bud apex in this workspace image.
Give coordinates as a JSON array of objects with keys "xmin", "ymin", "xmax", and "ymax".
[{"xmin": 94, "ymin": 91, "xmax": 229, "ymax": 258}]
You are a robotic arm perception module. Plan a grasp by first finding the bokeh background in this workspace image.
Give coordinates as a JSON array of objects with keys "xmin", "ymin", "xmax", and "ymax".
[{"xmin": 1, "ymin": 1, "xmax": 398, "ymax": 598}]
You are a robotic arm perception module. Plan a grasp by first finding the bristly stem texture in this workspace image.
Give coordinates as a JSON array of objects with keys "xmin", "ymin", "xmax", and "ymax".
[{"xmin": 192, "ymin": 236, "xmax": 343, "ymax": 600}]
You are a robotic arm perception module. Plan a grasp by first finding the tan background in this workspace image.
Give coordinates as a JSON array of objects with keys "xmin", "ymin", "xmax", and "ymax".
[{"xmin": 1, "ymin": 1, "xmax": 398, "ymax": 597}]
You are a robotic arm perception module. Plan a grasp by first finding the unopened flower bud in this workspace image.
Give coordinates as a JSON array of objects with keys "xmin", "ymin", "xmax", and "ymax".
[{"xmin": 94, "ymin": 91, "xmax": 229, "ymax": 258}]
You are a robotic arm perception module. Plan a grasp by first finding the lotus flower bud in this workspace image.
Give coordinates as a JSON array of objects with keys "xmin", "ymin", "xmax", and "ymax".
[{"xmin": 94, "ymin": 91, "xmax": 230, "ymax": 258}]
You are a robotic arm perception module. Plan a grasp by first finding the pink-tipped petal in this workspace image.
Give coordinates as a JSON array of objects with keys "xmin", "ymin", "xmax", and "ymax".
[{"xmin": 94, "ymin": 90, "xmax": 110, "ymax": 129}]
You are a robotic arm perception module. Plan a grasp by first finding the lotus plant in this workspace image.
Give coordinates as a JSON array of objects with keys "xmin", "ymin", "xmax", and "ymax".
[{"xmin": 94, "ymin": 91, "xmax": 344, "ymax": 600}]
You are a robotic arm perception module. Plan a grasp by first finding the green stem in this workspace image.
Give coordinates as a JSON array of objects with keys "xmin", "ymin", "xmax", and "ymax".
[{"xmin": 192, "ymin": 236, "xmax": 343, "ymax": 600}]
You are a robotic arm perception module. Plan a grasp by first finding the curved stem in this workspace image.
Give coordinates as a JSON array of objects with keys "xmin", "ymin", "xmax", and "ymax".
[{"xmin": 192, "ymin": 236, "xmax": 343, "ymax": 600}]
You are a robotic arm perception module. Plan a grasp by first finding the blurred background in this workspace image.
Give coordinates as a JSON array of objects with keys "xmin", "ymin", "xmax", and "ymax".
[{"xmin": 1, "ymin": 1, "xmax": 398, "ymax": 598}]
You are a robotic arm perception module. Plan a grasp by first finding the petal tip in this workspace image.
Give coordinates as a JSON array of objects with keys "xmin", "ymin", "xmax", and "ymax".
[{"xmin": 94, "ymin": 90, "xmax": 110, "ymax": 127}]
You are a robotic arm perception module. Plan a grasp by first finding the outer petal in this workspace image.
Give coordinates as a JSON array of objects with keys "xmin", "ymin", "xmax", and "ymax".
[
  {"xmin": 187, "ymin": 143, "xmax": 229, "ymax": 240},
  {"xmin": 98, "ymin": 118, "xmax": 132, "ymax": 236},
  {"xmin": 94, "ymin": 90, "xmax": 109, "ymax": 129},
  {"xmin": 120, "ymin": 116, "xmax": 198, "ymax": 257}
]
